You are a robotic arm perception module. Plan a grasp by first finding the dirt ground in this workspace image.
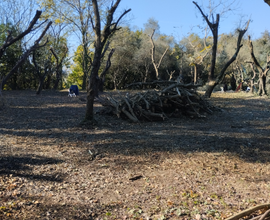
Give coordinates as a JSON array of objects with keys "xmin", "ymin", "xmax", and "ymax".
[{"xmin": 0, "ymin": 89, "xmax": 270, "ymax": 220}]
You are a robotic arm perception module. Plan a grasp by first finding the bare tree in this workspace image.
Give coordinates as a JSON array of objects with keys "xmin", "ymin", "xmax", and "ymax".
[
  {"xmin": 84, "ymin": 0, "xmax": 131, "ymax": 122},
  {"xmin": 32, "ymin": 49, "xmax": 52, "ymax": 95},
  {"xmin": 150, "ymin": 29, "xmax": 169, "ymax": 80},
  {"xmin": 193, "ymin": 1, "xmax": 249, "ymax": 97},
  {"xmin": 166, "ymin": 70, "xmax": 175, "ymax": 81},
  {"xmin": 50, "ymin": 45, "xmax": 68, "ymax": 90},
  {"xmin": 193, "ymin": 1, "xmax": 219, "ymax": 83},
  {"xmin": 247, "ymin": 36, "xmax": 270, "ymax": 95}
]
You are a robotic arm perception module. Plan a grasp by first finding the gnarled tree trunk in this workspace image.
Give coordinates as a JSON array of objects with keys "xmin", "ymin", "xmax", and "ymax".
[{"xmin": 247, "ymin": 36, "xmax": 270, "ymax": 95}]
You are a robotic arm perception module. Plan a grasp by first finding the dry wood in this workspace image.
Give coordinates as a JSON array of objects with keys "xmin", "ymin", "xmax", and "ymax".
[
  {"xmin": 226, "ymin": 204, "xmax": 270, "ymax": 220},
  {"xmin": 98, "ymin": 82, "xmax": 216, "ymax": 122}
]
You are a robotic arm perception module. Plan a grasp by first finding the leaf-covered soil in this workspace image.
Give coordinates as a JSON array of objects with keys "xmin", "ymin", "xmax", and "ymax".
[{"xmin": 0, "ymin": 90, "xmax": 270, "ymax": 220}]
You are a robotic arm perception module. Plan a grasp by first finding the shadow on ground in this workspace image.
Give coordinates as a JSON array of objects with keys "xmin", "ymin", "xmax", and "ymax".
[
  {"xmin": 0, "ymin": 90, "xmax": 269, "ymax": 165},
  {"xmin": 0, "ymin": 155, "xmax": 64, "ymax": 182}
]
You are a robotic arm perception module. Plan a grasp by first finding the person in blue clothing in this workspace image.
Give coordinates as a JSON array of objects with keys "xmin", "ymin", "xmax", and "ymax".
[{"xmin": 69, "ymin": 85, "xmax": 79, "ymax": 96}]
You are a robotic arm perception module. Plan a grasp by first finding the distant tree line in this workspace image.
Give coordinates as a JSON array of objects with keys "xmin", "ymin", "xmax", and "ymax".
[
  {"xmin": 67, "ymin": 21, "xmax": 270, "ymax": 95},
  {"xmin": 1, "ymin": 15, "xmax": 269, "ymax": 95}
]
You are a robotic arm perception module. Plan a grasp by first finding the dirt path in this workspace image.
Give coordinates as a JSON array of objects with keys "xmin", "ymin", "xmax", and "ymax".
[{"xmin": 0, "ymin": 90, "xmax": 270, "ymax": 219}]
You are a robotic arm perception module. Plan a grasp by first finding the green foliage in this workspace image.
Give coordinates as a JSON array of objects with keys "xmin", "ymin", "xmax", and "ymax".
[
  {"xmin": 0, "ymin": 21, "xmax": 69, "ymax": 91},
  {"xmin": 66, "ymin": 64, "xmax": 83, "ymax": 89},
  {"xmin": 66, "ymin": 45, "xmax": 93, "ymax": 89},
  {"xmin": 0, "ymin": 23, "xmax": 28, "ymax": 90},
  {"xmin": 1, "ymin": 4, "xmax": 269, "ymax": 92}
]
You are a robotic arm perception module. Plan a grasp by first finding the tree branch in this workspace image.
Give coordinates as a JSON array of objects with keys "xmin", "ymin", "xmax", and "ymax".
[
  {"xmin": 100, "ymin": 48, "xmax": 115, "ymax": 79},
  {"xmin": 0, "ymin": 10, "xmax": 42, "ymax": 59},
  {"xmin": 248, "ymin": 35, "xmax": 263, "ymax": 72},
  {"xmin": 1, "ymin": 21, "xmax": 52, "ymax": 87},
  {"xmin": 157, "ymin": 47, "xmax": 169, "ymax": 68},
  {"xmin": 215, "ymin": 20, "xmax": 249, "ymax": 82},
  {"xmin": 193, "ymin": 1, "xmax": 219, "ymax": 33}
]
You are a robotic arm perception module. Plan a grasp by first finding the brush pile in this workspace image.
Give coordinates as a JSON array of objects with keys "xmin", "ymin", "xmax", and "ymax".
[{"xmin": 98, "ymin": 82, "xmax": 216, "ymax": 122}]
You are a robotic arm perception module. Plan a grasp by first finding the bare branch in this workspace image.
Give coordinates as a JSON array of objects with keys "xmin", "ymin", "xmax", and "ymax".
[
  {"xmin": 149, "ymin": 29, "xmax": 168, "ymax": 79},
  {"xmin": 0, "ymin": 10, "xmax": 42, "ymax": 59},
  {"xmin": 157, "ymin": 47, "xmax": 169, "ymax": 68},
  {"xmin": 100, "ymin": 48, "xmax": 115, "ymax": 79},
  {"xmin": 248, "ymin": 35, "xmax": 263, "ymax": 72},
  {"xmin": 193, "ymin": 1, "xmax": 219, "ymax": 34},
  {"xmin": 216, "ymin": 20, "xmax": 249, "ymax": 82},
  {"xmin": 1, "ymin": 21, "xmax": 52, "ymax": 87}
]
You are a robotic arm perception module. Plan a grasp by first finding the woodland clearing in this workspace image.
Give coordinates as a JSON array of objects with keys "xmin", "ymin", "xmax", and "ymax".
[{"xmin": 0, "ymin": 90, "xmax": 270, "ymax": 219}]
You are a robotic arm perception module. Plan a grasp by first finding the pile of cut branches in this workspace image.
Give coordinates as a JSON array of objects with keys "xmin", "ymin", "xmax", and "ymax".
[{"xmin": 98, "ymin": 82, "xmax": 216, "ymax": 122}]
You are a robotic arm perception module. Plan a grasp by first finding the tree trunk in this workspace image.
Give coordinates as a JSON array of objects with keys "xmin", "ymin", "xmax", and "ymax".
[
  {"xmin": 150, "ymin": 29, "xmax": 168, "ymax": 80},
  {"xmin": 46, "ymin": 73, "xmax": 52, "ymax": 89},
  {"xmin": 36, "ymin": 76, "xmax": 46, "ymax": 95},
  {"xmin": 203, "ymin": 21, "xmax": 249, "ymax": 97},
  {"xmin": 209, "ymin": 23, "xmax": 218, "ymax": 81},
  {"xmin": 81, "ymin": 29, "xmax": 91, "ymax": 90},
  {"xmin": 98, "ymin": 48, "xmax": 115, "ymax": 94},
  {"xmin": 194, "ymin": 64, "xmax": 198, "ymax": 84},
  {"xmin": 250, "ymin": 78, "xmax": 254, "ymax": 93},
  {"xmin": 85, "ymin": 44, "xmax": 102, "ymax": 120},
  {"xmin": 193, "ymin": 1, "xmax": 249, "ymax": 98},
  {"xmin": 53, "ymin": 71, "xmax": 61, "ymax": 90},
  {"xmin": 204, "ymin": 80, "xmax": 217, "ymax": 97},
  {"xmin": 113, "ymin": 68, "xmax": 119, "ymax": 90},
  {"xmin": 258, "ymin": 75, "xmax": 266, "ymax": 95},
  {"xmin": 84, "ymin": 0, "xmax": 130, "ymax": 122},
  {"xmin": 230, "ymin": 74, "xmax": 237, "ymax": 90},
  {"xmin": 247, "ymin": 35, "xmax": 270, "ymax": 95},
  {"xmin": 85, "ymin": 62, "xmax": 100, "ymax": 121},
  {"xmin": 50, "ymin": 46, "xmax": 68, "ymax": 90},
  {"xmin": 193, "ymin": 2, "xmax": 219, "ymax": 82},
  {"xmin": 247, "ymin": 62, "xmax": 257, "ymax": 93}
]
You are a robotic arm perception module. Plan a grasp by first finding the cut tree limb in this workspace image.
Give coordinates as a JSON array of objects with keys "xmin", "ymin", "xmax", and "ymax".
[
  {"xmin": 226, "ymin": 204, "xmax": 270, "ymax": 220},
  {"xmin": 98, "ymin": 82, "xmax": 216, "ymax": 122}
]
